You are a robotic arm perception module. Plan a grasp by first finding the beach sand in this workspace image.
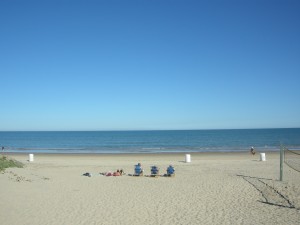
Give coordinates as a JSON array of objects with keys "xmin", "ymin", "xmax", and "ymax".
[{"xmin": 1, "ymin": 152, "xmax": 300, "ymax": 225}]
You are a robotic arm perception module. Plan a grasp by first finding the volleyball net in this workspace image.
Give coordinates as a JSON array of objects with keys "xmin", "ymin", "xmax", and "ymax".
[{"xmin": 284, "ymin": 147, "xmax": 300, "ymax": 173}]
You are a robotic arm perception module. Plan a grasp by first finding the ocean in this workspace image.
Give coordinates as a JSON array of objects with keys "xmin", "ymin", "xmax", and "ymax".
[{"xmin": 1, "ymin": 128, "xmax": 300, "ymax": 154}]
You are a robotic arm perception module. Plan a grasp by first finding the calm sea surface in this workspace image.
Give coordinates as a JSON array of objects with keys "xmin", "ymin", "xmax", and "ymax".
[{"xmin": 0, "ymin": 129, "xmax": 299, "ymax": 154}]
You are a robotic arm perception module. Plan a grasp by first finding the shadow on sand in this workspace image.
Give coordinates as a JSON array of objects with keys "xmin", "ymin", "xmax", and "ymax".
[{"xmin": 237, "ymin": 174, "xmax": 296, "ymax": 209}]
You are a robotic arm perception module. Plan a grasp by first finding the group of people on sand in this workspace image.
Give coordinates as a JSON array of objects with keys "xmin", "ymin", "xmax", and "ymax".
[
  {"xmin": 100, "ymin": 169, "xmax": 125, "ymax": 177},
  {"xmin": 134, "ymin": 163, "xmax": 175, "ymax": 177},
  {"xmin": 97, "ymin": 163, "xmax": 175, "ymax": 177},
  {"xmin": 85, "ymin": 163, "xmax": 175, "ymax": 178}
]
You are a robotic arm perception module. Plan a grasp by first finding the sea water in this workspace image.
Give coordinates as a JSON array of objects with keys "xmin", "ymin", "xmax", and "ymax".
[{"xmin": 0, "ymin": 128, "xmax": 299, "ymax": 154}]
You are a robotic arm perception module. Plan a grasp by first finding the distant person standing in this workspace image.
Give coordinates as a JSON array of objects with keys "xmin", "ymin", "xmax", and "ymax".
[{"xmin": 250, "ymin": 146, "xmax": 256, "ymax": 155}]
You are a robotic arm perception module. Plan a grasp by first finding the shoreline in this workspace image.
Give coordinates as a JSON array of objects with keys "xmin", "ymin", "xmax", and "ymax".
[{"xmin": 4, "ymin": 149, "xmax": 282, "ymax": 156}]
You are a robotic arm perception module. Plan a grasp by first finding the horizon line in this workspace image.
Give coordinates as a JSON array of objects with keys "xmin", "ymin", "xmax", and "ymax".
[{"xmin": 0, "ymin": 127, "xmax": 299, "ymax": 132}]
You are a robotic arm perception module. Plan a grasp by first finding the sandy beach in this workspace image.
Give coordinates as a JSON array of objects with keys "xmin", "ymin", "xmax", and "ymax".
[{"xmin": 1, "ymin": 152, "xmax": 299, "ymax": 225}]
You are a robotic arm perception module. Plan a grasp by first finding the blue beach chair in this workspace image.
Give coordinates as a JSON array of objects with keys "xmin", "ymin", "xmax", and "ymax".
[
  {"xmin": 134, "ymin": 163, "xmax": 143, "ymax": 176},
  {"xmin": 150, "ymin": 166, "xmax": 159, "ymax": 177},
  {"xmin": 166, "ymin": 165, "xmax": 175, "ymax": 177}
]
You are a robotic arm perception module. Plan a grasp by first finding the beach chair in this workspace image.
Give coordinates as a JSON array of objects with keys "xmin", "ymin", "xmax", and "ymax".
[
  {"xmin": 134, "ymin": 164, "xmax": 143, "ymax": 176},
  {"xmin": 150, "ymin": 166, "xmax": 159, "ymax": 177},
  {"xmin": 166, "ymin": 165, "xmax": 175, "ymax": 177}
]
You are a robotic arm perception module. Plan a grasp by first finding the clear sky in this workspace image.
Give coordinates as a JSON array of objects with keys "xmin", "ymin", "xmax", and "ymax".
[{"xmin": 0, "ymin": 0, "xmax": 299, "ymax": 131}]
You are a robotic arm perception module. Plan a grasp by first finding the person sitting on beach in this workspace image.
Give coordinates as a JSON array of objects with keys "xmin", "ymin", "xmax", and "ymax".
[
  {"xmin": 100, "ymin": 169, "xmax": 124, "ymax": 176},
  {"xmin": 113, "ymin": 171, "xmax": 121, "ymax": 176},
  {"xmin": 134, "ymin": 163, "xmax": 143, "ymax": 176},
  {"xmin": 250, "ymin": 147, "xmax": 256, "ymax": 155},
  {"xmin": 117, "ymin": 169, "xmax": 125, "ymax": 175},
  {"xmin": 151, "ymin": 165, "xmax": 159, "ymax": 176},
  {"xmin": 166, "ymin": 165, "xmax": 175, "ymax": 176}
]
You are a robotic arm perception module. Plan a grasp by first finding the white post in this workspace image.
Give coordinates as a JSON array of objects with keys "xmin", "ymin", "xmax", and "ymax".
[
  {"xmin": 260, "ymin": 153, "xmax": 266, "ymax": 161},
  {"xmin": 29, "ymin": 154, "xmax": 34, "ymax": 162},
  {"xmin": 185, "ymin": 154, "xmax": 191, "ymax": 163}
]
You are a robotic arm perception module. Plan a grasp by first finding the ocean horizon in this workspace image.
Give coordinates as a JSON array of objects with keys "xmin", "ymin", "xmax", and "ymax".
[{"xmin": 1, "ymin": 128, "xmax": 300, "ymax": 154}]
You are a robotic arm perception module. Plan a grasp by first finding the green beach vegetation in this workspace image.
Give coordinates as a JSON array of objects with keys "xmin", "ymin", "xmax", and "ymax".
[{"xmin": 0, "ymin": 155, "xmax": 23, "ymax": 171}]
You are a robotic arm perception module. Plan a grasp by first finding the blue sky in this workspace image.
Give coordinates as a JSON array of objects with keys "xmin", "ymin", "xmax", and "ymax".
[{"xmin": 0, "ymin": 0, "xmax": 299, "ymax": 131}]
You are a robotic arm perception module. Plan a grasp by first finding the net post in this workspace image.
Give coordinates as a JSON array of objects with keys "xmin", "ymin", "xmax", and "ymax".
[{"xmin": 280, "ymin": 145, "xmax": 284, "ymax": 181}]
